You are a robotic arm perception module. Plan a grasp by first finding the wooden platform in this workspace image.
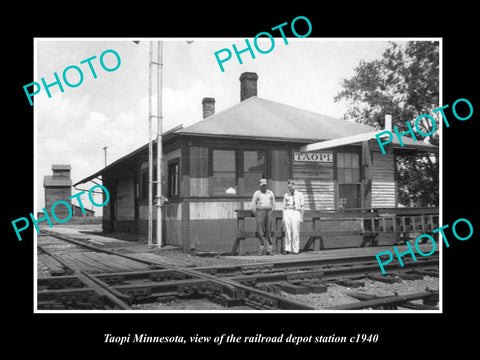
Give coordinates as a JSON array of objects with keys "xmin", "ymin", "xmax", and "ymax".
[
  {"xmin": 224, "ymin": 242, "xmax": 437, "ymax": 262},
  {"xmin": 54, "ymin": 252, "xmax": 150, "ymax": 273},
  {"xmin": 37, "ymin": 229, "xmax": 439, "ymax": 276},
  {"xmin": 38, "ymin": 234, "xmax": 152, "ymax": 274}
]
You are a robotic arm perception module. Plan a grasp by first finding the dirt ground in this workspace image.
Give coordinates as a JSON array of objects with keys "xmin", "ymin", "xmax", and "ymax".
[
  {"xmin": 131, "ymin": 298, "xmax": 252, "ymax": 311},
  {"xmin": 282, "ymin": 276, "xmax": 439, "ymax": 310}
]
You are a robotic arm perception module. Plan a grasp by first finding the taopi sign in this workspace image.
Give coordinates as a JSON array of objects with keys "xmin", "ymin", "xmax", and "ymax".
[{"xmin": 293, "ymin": 151, "xmax": 333, "ymax": 162}]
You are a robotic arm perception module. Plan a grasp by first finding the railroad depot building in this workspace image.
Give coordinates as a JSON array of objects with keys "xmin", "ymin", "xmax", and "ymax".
[{"xmin": 75, "ymin": 72, "xmax": 437, "ymax": 253}]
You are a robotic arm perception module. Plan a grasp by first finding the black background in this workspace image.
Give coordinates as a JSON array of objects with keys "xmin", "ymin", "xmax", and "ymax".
[{"xmin": 5, "ymin": 4, "xmax": 477, "ymax": 355}]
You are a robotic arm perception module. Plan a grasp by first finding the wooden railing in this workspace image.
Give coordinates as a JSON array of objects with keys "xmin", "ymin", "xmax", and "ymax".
[{"xmin": 232, "ymin": 207, "xmax": 439, "ymax": 255}]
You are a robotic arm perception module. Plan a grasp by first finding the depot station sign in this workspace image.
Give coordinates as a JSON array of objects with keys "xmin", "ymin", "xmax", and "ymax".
[{"xmin": 293, "ymin": 151, "xmax": 333, "ymax": 163}]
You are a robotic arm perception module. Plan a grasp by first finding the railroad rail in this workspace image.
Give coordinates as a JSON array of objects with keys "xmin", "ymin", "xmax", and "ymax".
[{"xmin": 37, "ymin": 231, "xmax": 439, "ymax": 311}]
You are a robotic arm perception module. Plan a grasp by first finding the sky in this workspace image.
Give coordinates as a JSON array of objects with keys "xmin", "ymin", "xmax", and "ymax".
[{"xmin": 35, "ymin": 38, "xmax": 407, "ymax": 214}]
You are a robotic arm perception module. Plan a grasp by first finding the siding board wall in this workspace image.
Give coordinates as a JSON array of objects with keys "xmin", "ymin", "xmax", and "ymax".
[
  {"xmin": 189, "ymin": 201, "xmax": 245, "ymax": 252},
  {"xmin": 270, "ymin": 149, "xmax": 289, "ymax": 196},
  {"xmin": 293, "ymin": 180, "xmax": 335, "ymax": 210},
  {"xmin": 165, "ymin": 202, "xmax": 182, "ymax": 247},
  {"xmin": 116, "ymin": 176, "xmax": 135, "ymax": 221},
  {"xmin": 190, "ymin": 201, "xmax": 240, "ymax": 220},
  {"xmin": 292, "ymin": 150, "xmax": 334, "ymax": 210},
  {"xmin": 44, "ymin": 187, "xmax": 72, "ymax": 221},
  {"xmin": 362, "ymin": 140, "xmax": 373, "ymax": 208},
  {"xmin": 371, "ymin": 148, "xmax": 396, "ymax": 208},
  {"xmin": 137, "ymin": 203, "xmax": 183, "ymax": 246},
  {"xmin": 292, "ymin": 160, "xmax": 334, "ymax": 180}
]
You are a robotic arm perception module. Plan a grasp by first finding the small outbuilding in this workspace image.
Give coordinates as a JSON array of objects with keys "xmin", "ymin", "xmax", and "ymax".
[
  {"xmin": 44, "ymin": 165, "xmax": 73, "ymax": 222},
  {"xmin": 44, "ymin": 164, "xmax": 95, "ymax": 222}
]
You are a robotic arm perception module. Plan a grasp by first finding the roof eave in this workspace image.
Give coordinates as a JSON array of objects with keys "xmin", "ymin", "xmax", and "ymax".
[
  {"xmin": 393, "ymin": 143, "xmax": 439, "ymax": 153},
  {"xmin": 175, "ymin": 131, "xmax": 339, "ymax": 144},
  {"xmin": 74, "ymin": 130, "xmax": 182, "ymax": 187}
]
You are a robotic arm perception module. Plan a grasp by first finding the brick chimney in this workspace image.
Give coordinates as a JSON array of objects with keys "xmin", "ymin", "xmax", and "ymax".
[
  {"xmin": 239, "ymin": 72, "xmax": 258, "ymax": 101},
  {"xmin": 202, "ymin": 97, "xmax": 215, "ymax": 118}
]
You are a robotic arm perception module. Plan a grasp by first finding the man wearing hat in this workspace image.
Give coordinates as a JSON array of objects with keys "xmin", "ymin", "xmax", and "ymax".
[{"xmin": 251, "ymin": 178, "xmax": 276, "ymax": 255}]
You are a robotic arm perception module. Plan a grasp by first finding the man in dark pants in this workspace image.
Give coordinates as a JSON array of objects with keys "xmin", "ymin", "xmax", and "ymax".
[{"xmin": 251, "ymin": 178, "xmax": 276, "ymax": 255}]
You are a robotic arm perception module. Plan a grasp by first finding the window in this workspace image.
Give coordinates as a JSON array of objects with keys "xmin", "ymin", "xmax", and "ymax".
[
  {"xmin": 337, "ymin": 152, "xmax": 360, "ymax": 208},
  {"xmin": 167, "ymin": 160, "xmax": 180, "ymax": 197},
  {"xmin": 139, "ymin": 162, "xmax": 157, "ymax": 201},
  {"xmin": 212, "ymin": 150, "xmax": 236, "ymax": 195},
  {"xmin": 337, "ymin": 153, "xmax": 360, "ymax": 183},
  {"xmin": 243, "ymin": 150, "xmax": 266, "ymax": 194},
  {"xmin": 140, "ymin": 167, "xmax": 148, "ymax": 200},
  {"xmin": 338, "ymin": 184, "xmax": 360, "ymax": 209}
]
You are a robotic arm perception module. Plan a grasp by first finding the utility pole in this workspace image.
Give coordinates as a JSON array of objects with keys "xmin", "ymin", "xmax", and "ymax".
[
  {"xmin": 103, "ymin": 146, "xmax": 108, "ymax": 167},
  {"xmin": 156, "ymin": 41, "xmax": 164, "ymax": 249},
  {"xmin": 148, "ymin": 42, "xmax": 154, "ymax": 248},
  {"xmin": 147, "ymin": 41, "xmax": 164, "ymax": 249},
  {"xmin": 138, "ymin": 40, "xmax": 193, "ymax": 249}
]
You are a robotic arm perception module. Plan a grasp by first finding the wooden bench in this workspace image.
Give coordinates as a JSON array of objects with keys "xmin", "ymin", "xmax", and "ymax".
[
  {"xmin": 232, "ymin": 207, "xmax": 439, "ymax": 255},
  {"xmin": 232, "ymin": 209, "xmax": 372, "ymax": 255}
]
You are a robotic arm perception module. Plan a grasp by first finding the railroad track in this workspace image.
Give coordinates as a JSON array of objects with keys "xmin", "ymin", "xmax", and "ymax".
[{"xmin": 37, "ymin": 232, "xmax": 440, "ymax": 311}]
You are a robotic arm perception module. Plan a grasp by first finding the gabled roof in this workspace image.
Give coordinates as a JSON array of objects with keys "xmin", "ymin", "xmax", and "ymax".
[{"xmin": 176, "ymin": 96, "xmax": 377, "ymax": 143}]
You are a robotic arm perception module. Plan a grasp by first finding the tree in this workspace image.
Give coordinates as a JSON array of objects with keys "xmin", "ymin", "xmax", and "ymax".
[{"xmin": 334, "ymin": 41, "xmax": 439, "ymax": 206}]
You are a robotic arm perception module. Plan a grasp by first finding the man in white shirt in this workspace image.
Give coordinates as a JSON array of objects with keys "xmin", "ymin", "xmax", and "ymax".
[
  {"xmin": 251, "ymin": 178, "xmax": 276, "ymax": 255},
  {"xmin": 282, "ymin": 180, "xmax": 304, "ymax": 254}
]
